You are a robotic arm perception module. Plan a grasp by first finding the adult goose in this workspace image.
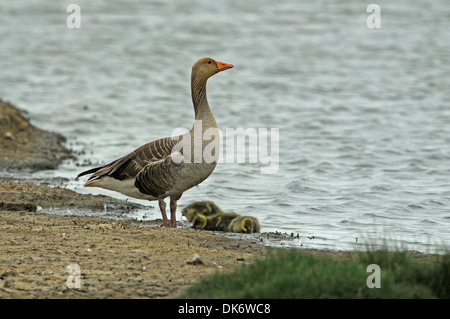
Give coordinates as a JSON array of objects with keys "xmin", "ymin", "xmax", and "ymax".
[{"xmin": 76, "ymin": 57, "xmax": 233, "ymax": 227}]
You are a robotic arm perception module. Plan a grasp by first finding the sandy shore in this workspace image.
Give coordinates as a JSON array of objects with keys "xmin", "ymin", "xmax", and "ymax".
[
  {"xmin": 0, "ymin": 100, "xmax": 270, "ymax": 298},
  {"xmin": 0, "ymin": 206, "xmax": 266, "ymax": 298},
  {"xmin": 0, "ymin": 101, "xmax": 441, "ymax": 299},
  {"xmin": 0, "ymin": 183, "xmax": 443, "ymax": 299},
  {"xmin": 0, "ymin": 181, "xmax": 269, "ymax": 299},
  {"xmin": 0, "ymin": 180, "xmax": 359, "ymax": 299}
]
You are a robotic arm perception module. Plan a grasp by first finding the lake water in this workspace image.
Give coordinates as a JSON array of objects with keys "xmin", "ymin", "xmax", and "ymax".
[{"xmin": 1, "ymin": 0, "xmax": 449, "ymax": 252}]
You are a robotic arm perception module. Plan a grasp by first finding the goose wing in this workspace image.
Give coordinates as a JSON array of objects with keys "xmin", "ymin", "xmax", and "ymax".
[
  {"xmin": 76, "ymin": 136, "xmax": 179, "ymax": 182},
  {"xmin": 134, "ymin": 151, "xmax": 186, "ymax": 197}
]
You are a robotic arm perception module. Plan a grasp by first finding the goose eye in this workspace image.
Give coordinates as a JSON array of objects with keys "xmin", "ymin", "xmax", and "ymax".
[{"xmin": 208, "ymin": 60, "xmax": 212, "ymax": 64}]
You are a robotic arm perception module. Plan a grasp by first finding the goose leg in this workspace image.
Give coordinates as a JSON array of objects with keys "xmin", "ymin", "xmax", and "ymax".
[
  {"xmin": 169, "ymin": 199, "xmax": 177, "ymax": 228},
  {"xmin": 169, "ymin": 194, "xmax": 182, "ymax": 228},
  {"xmin": 158, "ymin": 197, "xmax": 170, "ymax": 227}
]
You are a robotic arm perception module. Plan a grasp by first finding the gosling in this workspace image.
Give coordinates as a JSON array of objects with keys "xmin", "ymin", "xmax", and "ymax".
[
  {"xmin": 228, "ymin": 216, "xmax": 261, "ymax": 233},
  {"xmin": 192, "ymin": 212, "xmax": 239, "ymax": 231},
  {"xmin": 181, "ymin": 201, "xmax": 223, "ymax": 222}
]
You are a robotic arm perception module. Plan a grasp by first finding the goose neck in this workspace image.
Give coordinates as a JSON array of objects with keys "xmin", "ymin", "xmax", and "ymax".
[{"xmin": 191, "ymin": 75, "xmax": 211, "ymax": 120}]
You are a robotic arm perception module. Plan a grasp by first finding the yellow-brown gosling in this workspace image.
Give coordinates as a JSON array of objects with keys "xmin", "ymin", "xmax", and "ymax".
[
  {"xmin": 192, "ymin": 212, "xmax": 240, "ymax": 231},
  {"xmin": 181, "ymin": 201, "xmax": 223, "ymax": 222},
  {"xmin": 228, "ymin": 216, "xmax": 261, "ymax": 233}
]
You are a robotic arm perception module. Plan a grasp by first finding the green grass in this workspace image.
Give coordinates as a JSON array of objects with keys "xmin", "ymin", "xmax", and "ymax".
[{"xmin": 180, "ymin": 249, "xmax": 449, "ymax": 299}]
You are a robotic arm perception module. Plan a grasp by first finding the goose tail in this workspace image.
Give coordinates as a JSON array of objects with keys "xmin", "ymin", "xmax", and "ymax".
[{"xmin": 75, "ymin": 165, "xmax": 104, "ymax": 181}]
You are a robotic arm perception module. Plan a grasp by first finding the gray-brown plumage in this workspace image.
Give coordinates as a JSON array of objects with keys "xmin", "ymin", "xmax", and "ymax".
[
  {"xmin": 181, "ymin": 201, "xmax": 223, "ymax": 222},
  {"xmin": 192, "ymin": 212, "xmax": 240, "ymax": 231},
  {"xmin": 76, "ymin": 58, "xmax": 233, "ymax": 227},
  {"xmin": 228, "ymin": 216, "xmax": 261, "ymax": 233}
]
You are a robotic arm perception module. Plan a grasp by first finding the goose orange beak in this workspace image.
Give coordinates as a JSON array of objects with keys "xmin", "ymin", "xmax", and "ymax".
[{"xmin": 216, "ymin": 61, "xmax": 234, "ymax": 71}]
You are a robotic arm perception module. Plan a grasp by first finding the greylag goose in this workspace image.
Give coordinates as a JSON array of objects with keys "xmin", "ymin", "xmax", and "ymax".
[
  {"xmin": 76, "ymin": 58, "xmax": 233, "ymax": 227},
  {"xmin": 181, "ymin": 200, "xmax": 223, "ymax": 222},
  {"xmin": 228, "ymin": 216, "xmax": 261, "ymax": 233},
  {"xmin": 192, "ymin": 212, "xmax": 240, "ymax": 231}
]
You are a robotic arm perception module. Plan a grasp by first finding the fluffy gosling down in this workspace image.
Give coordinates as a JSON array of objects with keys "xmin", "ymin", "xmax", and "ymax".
[
  {"xmin": 192, "ymin": 212, "xmax": 240, "ymax": 232},
  {"xmin": 184, "ymin": 201, "xmax": 261, "ymax": 233},
  {"xmin": 228, "ymin": 216, "xmax": 261, "ymax": 234},
  {"xmin": 181, "ymin": 201, "xmax": 223, "ymax": 222}
]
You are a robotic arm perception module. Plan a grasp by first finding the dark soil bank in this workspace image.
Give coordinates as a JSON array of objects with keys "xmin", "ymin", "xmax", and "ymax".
[{"xmin": 0, "ymin": 100, "xmax": 72, "ymax": 171}]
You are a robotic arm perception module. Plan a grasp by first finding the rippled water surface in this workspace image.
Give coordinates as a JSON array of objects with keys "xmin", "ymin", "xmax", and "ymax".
[{"xmin": 1, "ymin": 0, "xmax": 449, "ymax": 252}]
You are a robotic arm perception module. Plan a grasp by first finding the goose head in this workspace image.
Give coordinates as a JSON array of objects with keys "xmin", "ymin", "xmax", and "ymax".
[
  {"xmin": 192, "ymin": 57, "xmax": 234, "ymax": 79},
  {"xmin": 240, "ymin": 217, "xmax": 255, "ymax": 234},
  {"xmin": 192, "ymin": 214, "xmax": 208, "ymax": 229}
]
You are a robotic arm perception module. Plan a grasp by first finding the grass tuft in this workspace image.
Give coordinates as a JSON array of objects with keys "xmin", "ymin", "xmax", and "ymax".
[{"xmin": 180, "ymin": 248, "xmax": 449, "ymax": 299}]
